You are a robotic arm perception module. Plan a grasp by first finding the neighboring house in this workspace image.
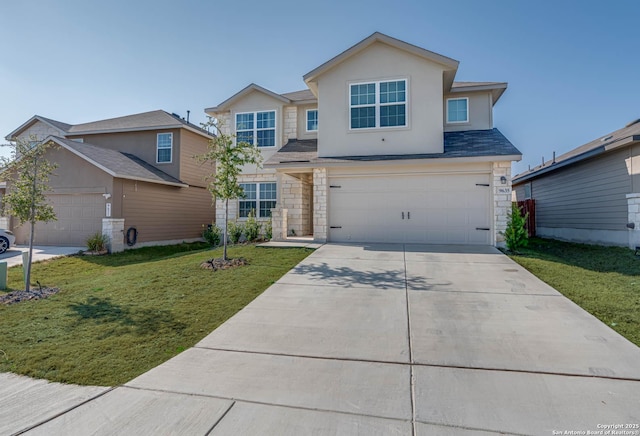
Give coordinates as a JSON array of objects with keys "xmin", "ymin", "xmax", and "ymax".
[
  {"xmin": 206, "ymin": 32, "xmax": 521, "ymax": 246},
  {"xmin": 513, "ymin": 119, "xmax": 640, "ymax": 248},
  {"xmin": 2, "ymin": 110, "xmax": 215, "ymax": 250}
]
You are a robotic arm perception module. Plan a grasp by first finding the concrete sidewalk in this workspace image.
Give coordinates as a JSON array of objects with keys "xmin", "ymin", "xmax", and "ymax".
[{"xmin": 8, "ymin": 244, "xmax": 640, "ymax": 435}]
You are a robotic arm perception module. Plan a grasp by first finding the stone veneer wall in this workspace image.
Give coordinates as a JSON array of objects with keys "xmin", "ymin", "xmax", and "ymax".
[
  {"xmin": 102, "ymin": 218, "xmax": 125, "ymax": 253},
  {"xmin": 493, "ymin": 161, "xmax": 512, "ymax": 247},
  {"xmin": 279, "ymin": 174, "xmax": 313, "ymax": 237},
  {"xmin": 313, "ymin": 168, "xmax": 328, "ymax": 243},
  {"xmin": 627, "ymin": 193, "xmax": 640, "ymax": 249},
  {"xmin": 284, "ymin": 107, "xmax": 297, "ymax": 142}
]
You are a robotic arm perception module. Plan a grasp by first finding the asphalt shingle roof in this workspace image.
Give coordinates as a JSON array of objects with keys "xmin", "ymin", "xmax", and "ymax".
[
  {"xmin": 513, "ymin": 119, "xmax": 640, "ymax": 182},
  {"xmin": 67, "ymin": 110, "xmax": 210, "ymax": 136},
  {"xmin": 280, "ymin": 90, "xmax": 316, "ymax": 102},
  {"xmin": 52, "ymin": 137, "xmax": 186, "ymax": 186},
  {"xmin": 265, "ymin": 129, "xmax": 520, "ymax": 167}
]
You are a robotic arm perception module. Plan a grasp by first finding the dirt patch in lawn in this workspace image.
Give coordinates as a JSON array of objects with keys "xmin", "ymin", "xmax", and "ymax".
[
  {"xmin": 0, "ymin": 287, "xmax": 61, "ymax": 305},
  {"xmin": 200, "ymin": 257, "xmax": 248, "ymax": 271}
]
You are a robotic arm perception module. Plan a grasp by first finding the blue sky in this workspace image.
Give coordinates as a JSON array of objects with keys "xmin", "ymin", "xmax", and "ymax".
[{"xmin": 1, "ymin": 0, "xmax": 638, "ymax": 176}]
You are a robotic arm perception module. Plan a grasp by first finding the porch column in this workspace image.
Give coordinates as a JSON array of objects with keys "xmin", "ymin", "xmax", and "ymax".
[
  {"xmin": 493, "ymin": 161, "xmax": 512, "ymax": 247},
  {"xmin": 313, "ymin": 168, "xmax": 328, "ymax": 243},
  {"xmin": 627, "ymin": 194, "xmax": 640, "ymax": 249}
]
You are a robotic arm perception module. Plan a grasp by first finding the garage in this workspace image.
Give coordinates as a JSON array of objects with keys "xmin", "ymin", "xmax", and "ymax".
[
  {"xmin": 13, "ymin": 193, "xmax": 105, "ymax": 246},
  {"xmin": 328, "ymin": 173, "xmax": 492, "ymax": 244}
]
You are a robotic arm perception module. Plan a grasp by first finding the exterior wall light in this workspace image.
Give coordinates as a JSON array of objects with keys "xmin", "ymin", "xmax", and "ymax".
[{"xmin": 500, "ymin": 176, "xmax": 507, "ymax": 184}]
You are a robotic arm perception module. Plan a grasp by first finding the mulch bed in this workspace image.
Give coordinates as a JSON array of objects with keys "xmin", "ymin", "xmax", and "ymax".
[
  {"xmin": 200, "ymin": 257, "xmax": 248, "ymax": 271},
  {"xmin": 0, "ymin": 287, "xmax": 61, "ymax": 305}
]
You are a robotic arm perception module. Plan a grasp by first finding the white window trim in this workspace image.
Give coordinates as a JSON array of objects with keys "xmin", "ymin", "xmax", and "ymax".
[
  {"xmin": 349, "ymin": 78, "xmax": 408, "ymax": 131},
  {"xmin": 238, "ymin": 182, "xmax": 277, "ymax": 218},
  {"xmin": 305, "ymin": 109, "xmax": 318, "ymax": 132},
  {"xmin": 446, "ymin": 97, "xmax": 469, "ymax": 124},
  {"xmin": 235, "ymin": 110, "xmax": 277, "ymax": 148},
  {"xmin": 156, "ymin": 132, "xmax": 173, "ymax": 164},
  {"xmin": 524, "ymin": 183, "xmax": 532, "ymax": 200}
]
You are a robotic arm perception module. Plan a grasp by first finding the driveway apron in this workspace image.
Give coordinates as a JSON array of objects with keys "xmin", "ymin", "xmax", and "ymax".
[{"xmin": 21, "ymin": 244, "xmax": 640, "ymax": 435}]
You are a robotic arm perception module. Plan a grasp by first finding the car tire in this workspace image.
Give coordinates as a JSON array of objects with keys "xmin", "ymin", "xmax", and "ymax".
[{"xmin": 0, "ymin": 237, "xmax": 8, "ymax": 254}]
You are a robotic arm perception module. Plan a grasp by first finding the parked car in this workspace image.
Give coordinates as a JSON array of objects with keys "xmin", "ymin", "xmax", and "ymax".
[{"xmin": 0, "ymin": 229, "xmax": 16, "ymax": 254}]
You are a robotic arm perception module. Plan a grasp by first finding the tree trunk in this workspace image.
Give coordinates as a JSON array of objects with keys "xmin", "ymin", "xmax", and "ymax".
[
  {"xmin": 223, "ymin": 198, "xmax": 229, "ymax": 261},
  {"xmin": 26, "ymin": 158, "xmax": 38, "ymax": 292}
]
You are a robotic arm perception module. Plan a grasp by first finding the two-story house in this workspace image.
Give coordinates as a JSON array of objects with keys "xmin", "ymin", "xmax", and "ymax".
[
  {"xmin": 2, "ymin": 110, "xmax": 215, "ymax": 250},
  {"xmin": 206, "ymin": 32, "xmax": 521, "ymax": 246}
]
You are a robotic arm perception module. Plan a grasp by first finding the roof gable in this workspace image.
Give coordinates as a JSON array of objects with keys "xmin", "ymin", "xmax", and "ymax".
[
  {"xmin": 205, "ymin": 83, "xmax": 291, "ymax": 114},
  {"xmin": 5, "ymin": 115, "xmax": 70, "ymax": 141},
  {"xmin": 303, "ymin": 32, "xmax": 459, "ymax": 93}
]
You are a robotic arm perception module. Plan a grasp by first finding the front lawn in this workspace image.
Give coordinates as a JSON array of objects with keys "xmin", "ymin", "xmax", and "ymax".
[
  {"xmin": 0, "ymin": 243, "xmax": 312, "ymax": 386},
  {"xmin": 508, "ymin": 238, "xmax": 640, "ymax": 347}
]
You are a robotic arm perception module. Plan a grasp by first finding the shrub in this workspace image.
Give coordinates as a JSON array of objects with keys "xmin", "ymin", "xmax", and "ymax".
[
  {"xmin": 202, "ymin": 223, "xmax": 222, "ymax": 247},
  {"xmin": 227, "ymin": 221, "xmax": 244, "ymax": 244},
  {"xmin": 504, "ymin": 203, "xmax": 529, "ymax": 252},
  {"xmin": 264, "ymin": 216, "xmax": 273, "ymax": 240},
  {"xmin": 244, "ymin": 210, "xmax": 261, "ymax": 242},
  {"xmin": 86, "ymin": 232, "xmax": 109, "ymax": 252}
]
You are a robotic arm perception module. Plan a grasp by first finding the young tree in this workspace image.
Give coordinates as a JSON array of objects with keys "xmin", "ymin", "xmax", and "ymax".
[
  {"xmin": 196, "ymin": 120, "xmax": 262, "ymax": 260},
  {"xmin": 1, "ymin": 136, "xmax": 57, "ymax": 292},
  {"xmin": 504, "ymin": 203, "xmax": 529, "ymax": 252}
]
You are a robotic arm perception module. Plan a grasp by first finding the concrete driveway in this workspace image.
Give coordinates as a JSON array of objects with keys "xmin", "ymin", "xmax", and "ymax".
[
  {"xmin": 0, "ymin": 245, "xmax": 84, "ymax": 268},
  {"xmin": 11, "ymin": 244, "xmax": 640, "ymax": 435}
]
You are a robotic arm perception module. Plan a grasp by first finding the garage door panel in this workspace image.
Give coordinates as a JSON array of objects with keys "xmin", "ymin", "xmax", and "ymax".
[{"xmin": 329, "ymin": 174, "xmax": 491, "ymax": 245}]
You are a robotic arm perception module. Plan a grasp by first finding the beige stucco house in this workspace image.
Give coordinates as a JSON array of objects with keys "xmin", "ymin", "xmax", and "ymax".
[
  {"xmin": 513, "ymin": 119, "xmax": 640, "ymax": 248},
  {"xmin": 206, "ymin": 32, "xmax": 521, "ymax": 246},
  {"xmin": 2, "ymin": 110, "xmax": 215, "ymax": 250}
]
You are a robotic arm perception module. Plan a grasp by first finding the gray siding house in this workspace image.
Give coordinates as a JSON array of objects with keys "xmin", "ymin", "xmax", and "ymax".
[{"xmin": 512, "ymin": 119, "xmax": 640, "ymax": 248}]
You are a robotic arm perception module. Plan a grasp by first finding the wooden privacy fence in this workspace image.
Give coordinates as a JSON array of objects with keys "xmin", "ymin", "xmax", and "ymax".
[{"xmin": 516, "ymin": 199, "xmax": 536, "ymax": 237}]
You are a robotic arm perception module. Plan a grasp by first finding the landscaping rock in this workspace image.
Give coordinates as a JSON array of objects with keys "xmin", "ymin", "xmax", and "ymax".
[
  {"xmin": 0, "ymin": 287, "xmax": 61, "ymax": 305},
  {"xmin": 200, "ymin": 258, "xmax": 248, "ymax": 271}
]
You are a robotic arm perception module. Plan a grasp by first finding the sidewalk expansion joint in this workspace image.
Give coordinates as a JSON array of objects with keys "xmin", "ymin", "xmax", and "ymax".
[
  {"xmin": 11, "ymin": 386, "xmax": 117, "ymax": 436},
  {"xmin": 123, "ymin": 385, "xmax": 413, "ymax": 424}
]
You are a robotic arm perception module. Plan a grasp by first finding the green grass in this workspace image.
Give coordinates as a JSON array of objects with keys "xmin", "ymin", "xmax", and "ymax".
[
  {"xmin": 508, "ymin": 238, "xmax": 640, "ymax": 346},
  {"xmin": 0, "ymin": 243, "xmax": 312, "ymax": 386}
]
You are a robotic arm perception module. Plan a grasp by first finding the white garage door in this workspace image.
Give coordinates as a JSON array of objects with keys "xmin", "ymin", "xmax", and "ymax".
[
  {"xmin": 328, "ymin": 173, "xmax": 492, "ymax": 244},
  {"xmin": 13, "ymin": 194, "xmax": 104, "ymax": 246}
]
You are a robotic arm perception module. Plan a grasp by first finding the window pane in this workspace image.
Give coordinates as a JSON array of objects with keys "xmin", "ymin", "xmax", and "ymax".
[
  {"xmin": 239, "ymin": 200, "xmax": 257, "ymax": 218},
  {"xmin": 157, "ymin": 133, "xmax": 172, "ymax": 148},
  {"xmin": 239, "ymin": 183, "xmax": 256, "ymax": 200},
  {"xmin": 157, "ymin": 148, "xmax": 171, "ymax": 163},
  {"xmin": 260, "ymin": 182, "xmax": 277, "ymax": 200},
  {"xmin": 257, "ymin": 111, "xmax": 275, "ymax": 129},
  {"xmin": 236, "ymin": 113, "xmax": 254, "ymax": 130},
  {"xmin": 259, "ymin": 200, "xmax": 276, "ymax": 217},
  {"xmin": 380, "ymin": 80, "xmax": 406, "ymax": 104},
  {"xmin": 380, "ymin": 104, "xmax": 406, "ymax": 127},
  {"xmin": 350, "ymin": 83, "xmax": 375, "ymax": 106},
  {"xmin": 307, "ymin": 110, "xmax": 318, "ymax": 131},
  {"xmin": 351, "ymin": 107, "xmax": 376, "ymax": 129},
  {"xmin": 237, "ymin": 131, "xmax": 254, "ymax": 145},
  {"xmin": 256, "ymin": 129, "xmax": 275, "ymax": 147}
]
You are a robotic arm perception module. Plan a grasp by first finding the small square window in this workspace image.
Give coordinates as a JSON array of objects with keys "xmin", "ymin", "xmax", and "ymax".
[{"xmin": 447, "ymin": 98, "xmax": 469, "ymax": 123}]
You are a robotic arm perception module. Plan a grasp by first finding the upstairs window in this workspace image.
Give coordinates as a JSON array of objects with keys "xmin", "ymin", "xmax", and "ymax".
[
  {"xmin": 157, "ymin": 133, "xmax": 172, "ymax": 163},
  {"xmin": 350, "ymin": 79, "xmax": 406, "ymax": 129},
  {"xmin": 306, "ymin": 109, "xmax": 318, "ymax": 132},
  {"xmin": 236, "ymin": 111, "xmax": 276, "ymax": 147},
  {"xmin": 447, "ymin": 98, "xmax": 469, "ymax": 123}
]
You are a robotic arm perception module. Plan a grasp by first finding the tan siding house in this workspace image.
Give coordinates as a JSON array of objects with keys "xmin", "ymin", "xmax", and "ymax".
[
  {"xmin": 3, "ymin": 111, "xmax": 215, "ymax": 250},
  {"xmin": 513, "ymin": 120, "xmax": 640, "ymax": 248}
]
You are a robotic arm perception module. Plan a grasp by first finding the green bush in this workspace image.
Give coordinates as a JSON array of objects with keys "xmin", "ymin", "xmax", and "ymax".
[
  {"xmin": 504, "ymin": 203, "xmax": 529, "ymax": 252},
  {"xmin": 202, "ymin": 223, "xmax": 222, "ymax": 247},
  {"xmin": 86, "ymin": 232, "xmax": 109, "ymax": 252},
  {"xmin": 244, "ymin": 210, "xmax": 261, "ymax": 242},
  {"xmin": 264, "ymin": 216, "xmax": 273, "ymax": 240},
  {"xmin": 227, "ymin": 221, "xmax": 244, "ymax": 244}
]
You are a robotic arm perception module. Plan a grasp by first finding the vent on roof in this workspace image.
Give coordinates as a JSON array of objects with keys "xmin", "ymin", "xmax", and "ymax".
[
  {"xmin": 601, "ymin": 135, "xmax": 613, "ymax": 142},
  {"xmin": 626, "ymin": 118, "xmax": 640, "ymax": 128}
]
